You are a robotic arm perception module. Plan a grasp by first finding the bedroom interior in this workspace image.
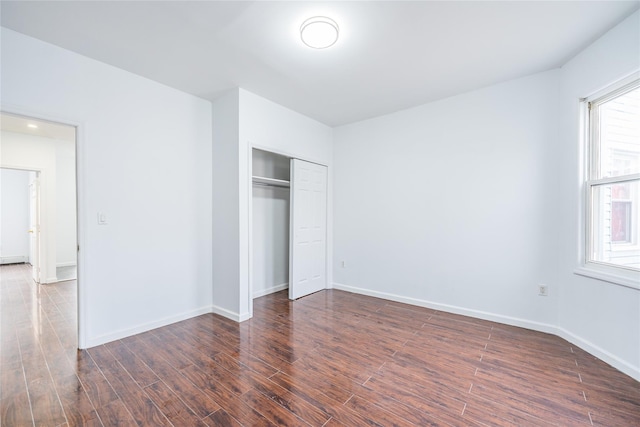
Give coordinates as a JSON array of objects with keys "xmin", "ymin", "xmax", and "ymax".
[{"xmin": 1, "ymin": 1, "xmax": 639, "ymax": 425}]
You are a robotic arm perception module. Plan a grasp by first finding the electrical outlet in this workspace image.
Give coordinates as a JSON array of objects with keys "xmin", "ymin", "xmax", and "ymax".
[
  {"xmin": 538, "ymin": 285, "xmax": 548, "ymax": 296},
  {"xmin": 341, "ymin": 261, "xmax": 346, "ymax": 268}
]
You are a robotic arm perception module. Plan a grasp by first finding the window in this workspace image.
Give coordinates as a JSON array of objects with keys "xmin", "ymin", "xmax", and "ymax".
[{"xmin": 585, "ymin": 78, "xmax": 640, "ymax": 273}]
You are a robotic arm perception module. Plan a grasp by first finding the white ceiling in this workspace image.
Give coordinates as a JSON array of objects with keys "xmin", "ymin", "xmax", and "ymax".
[
  {"xmin": 1, "ymin": 113, "xmax": 76, "ymax": 142},
  {"xmin": 1, "ymin": 1, "xmax": 639, "ymax": 127}
]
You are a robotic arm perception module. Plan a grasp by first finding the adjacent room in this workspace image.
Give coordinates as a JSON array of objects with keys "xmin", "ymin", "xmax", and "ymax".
[
  {"xmin": 1, "ymin": 1, "xmax": 638, "ymax": 426},
  {"xmin": 0, "ymin": 114, "xmax": 78, "ymax": 283}
]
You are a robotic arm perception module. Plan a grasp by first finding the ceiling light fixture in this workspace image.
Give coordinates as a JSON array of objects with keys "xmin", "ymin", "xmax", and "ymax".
[
  {"xmin": 27, "ymin": 124, "xmax": 38, "ymax": 129},
  {"xmin": 300, "ymin": 16, "xmax": 339, "ymax": 49}
]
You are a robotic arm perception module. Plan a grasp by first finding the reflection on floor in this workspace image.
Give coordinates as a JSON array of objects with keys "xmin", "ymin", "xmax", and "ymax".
[
  {"xmin": 56, "ymin": 265, "xmax": 77, "ymax": 282},
  {"xmin": 2, "ymin": 263, "xmax": 640, "ymax": 426}
]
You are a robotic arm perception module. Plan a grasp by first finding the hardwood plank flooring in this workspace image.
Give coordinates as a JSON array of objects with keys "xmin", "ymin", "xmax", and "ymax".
[{"xmin": 1, "ymin": 263, "xmax": 638, "ymax": 426}]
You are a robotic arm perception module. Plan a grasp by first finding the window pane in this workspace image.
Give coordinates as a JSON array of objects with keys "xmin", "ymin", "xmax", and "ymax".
[
  {"xmin": 598, "ymin": 87, "xmax": 640, "ymax": 178},
  {"xmin": 611, "ymin": 201, "xmax": 632, "ymax": 243},
  {"xmin": 590, "ymin": 180, "xmax": 639, "ymax": 269}
]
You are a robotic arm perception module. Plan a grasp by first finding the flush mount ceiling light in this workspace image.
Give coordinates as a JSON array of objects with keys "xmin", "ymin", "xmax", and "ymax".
[{"xmin": 300, "ymin": 16, "xmax": 339, "ymax": 49}]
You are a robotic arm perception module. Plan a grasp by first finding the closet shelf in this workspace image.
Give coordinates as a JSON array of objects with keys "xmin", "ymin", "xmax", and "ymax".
[{"xmin": 252, "ymin": 176, "xmax": 290, "ymax": 188}]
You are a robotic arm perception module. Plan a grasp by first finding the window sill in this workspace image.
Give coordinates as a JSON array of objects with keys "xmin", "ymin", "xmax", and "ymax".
[
  {"xmin": 574, "ymin": 265, "xmax": 640, "ymax": 290},
  {"xmin": 610, "ymin": 244, "xmax": 640, "ymax": 252}
]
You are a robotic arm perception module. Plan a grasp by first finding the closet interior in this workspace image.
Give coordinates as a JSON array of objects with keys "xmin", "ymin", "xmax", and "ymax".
[{"xmin": 251, "ymin": 148, "xmax": 291, "ymax": 298}]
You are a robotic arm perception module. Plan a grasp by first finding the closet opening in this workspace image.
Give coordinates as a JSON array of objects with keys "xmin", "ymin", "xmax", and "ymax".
[
  {"xmin": 250, "ymin": 147, "xmax": 328, "ymax": 309},
  {"xmin": 251, "ymin": 148, "xmax": 291, "ymax": 299}
]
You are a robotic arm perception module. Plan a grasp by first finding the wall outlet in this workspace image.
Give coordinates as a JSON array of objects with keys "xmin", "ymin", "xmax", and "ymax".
[
  {"xmin": 538, "ymin": 285, "xmax": 548, "ymax": 296},
  {"xmin": 341, "ymin": 260, "xmax": 346, "ymax": 268}
]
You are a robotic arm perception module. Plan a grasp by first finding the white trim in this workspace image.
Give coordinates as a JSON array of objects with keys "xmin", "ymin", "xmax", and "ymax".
[
  {"xmin": 0, "ymin": 256, "xmax": 29, "ymax": 265},
  {"xmin": 332, "ymin": 282, "xmax": 558, "ymax": 334},
  {"xmin": 85, "ymin": 303, "xmax": 253, "ymax": 348},
  {"xmin": 85, "ymin": 306, "xmax": 213, "ymax": 348},
  {"xmin": 251, "ymin": 142, "xmax": 328, "ymax": 169},
  {"xmin": 210, "ymin": 304, "xmax": 251, "ymax": 322},
  {"xmin": 253, "ymin": 282, "xmax": 289, "ymax": 298},
  {"xmin": 582, "ymin": 74, "xmax": 640, "ymax": 279},
  {"xmin": 585, "ymin": 71, "xmax": 640, "ymax": 104},
  {"xmin": 76, "ymin": 121, "xmax": 87, "ymax": 349},
  {"xmin": 43, "ymin": 276, "xmax": 59, "ymax": 284},
  {"xmin": 588, "ymin": 174, "xmax": 640, "ymax": 187},
  {"xmin": 557, "ymin": 327, "xmax": 640, "ymax": 382},
  {"xmin": 574, "ymin": 266, "xmax": 640, "ymax": 290},
  {"xmin": 56, "ymin": 262, "xmax": 77, "ymax": 268},
  {"xmin": 247, "ymin": 143, "xmax": 254, "ymax": 319}
]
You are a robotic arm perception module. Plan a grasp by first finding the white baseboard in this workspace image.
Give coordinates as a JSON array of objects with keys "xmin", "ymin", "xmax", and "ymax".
[
  {"xmin": 83, "ymin": 303, "xmax": 254, "ymax": 348},
  {"xmin": 332, "ymin": 282, "xmax": 557, "ymax": 334},
  {"xmin": 253, "ymin": 282, "xmax": 288, "ymax": 298},
  {"xmin": 57, "ymin": 262, "xmax": 77, "ymax": 268},
  {"xmin": 42, "ymin": 276, "xmax": 59, "ymax": 284},
  {"xmin": 0, "ymin": 256, "xmax": 29, "ymax": 265},
  {"xmin": 557, "ymin": 327, "xmax": 640, "ymax": 381},
  {"xmin": 211, "ymin": 304, "xmax": 252, "ymax": 322},
  {"xmin": 83, "ymin": 305, "xmax": 214, "ymax": 349},
  {"xmin": 332, "ymin": 282, "xmax": 639, "ymax": 381}
]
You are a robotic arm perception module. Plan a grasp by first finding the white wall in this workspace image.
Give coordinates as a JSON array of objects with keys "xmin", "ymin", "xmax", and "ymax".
[
  {"xmin": 240, "ymin": 89, "xmax": 334, "ymax": 166},
  {"xmin": 0, "ymin": 168, "xmax": 30, "ymax": 264},
  {"xmin": 212, "ymin": 88, "xmax": 333, "ymax": 320},
  {"xmin": 557, "ymin": 11, "xmax": 640, "ymax": 380},
  {"xmin": 252, "ymin": 148, "xmax": 290, "ymax": 181},
  {"xmin": 334, "ymin": 70, "xmax": 561, "ymax": 329},
  {"xmin": 212, "ymin": 89, "xmax": 241, "ymax": 320},
  {"xmin": 1, "ymin": 28, "xmax": 213, "ymax": 348},
  {"xmin": 55, "ymin": 139, "xmax": 77, "ymax": 267},
  {"xmin": 252, "ymin": 186, "xmax": 289, "ymax": 297}
]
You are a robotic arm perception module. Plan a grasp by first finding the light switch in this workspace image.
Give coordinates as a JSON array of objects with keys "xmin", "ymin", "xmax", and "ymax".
[{"xmin": 97, "ymin": 212, "xmax": 108, "ymax": 225}]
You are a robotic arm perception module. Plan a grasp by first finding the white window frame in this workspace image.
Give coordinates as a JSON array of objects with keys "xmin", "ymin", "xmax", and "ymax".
[{"xmin": 575, "ymin": 73, "xmax": 640, "ymax": 290}]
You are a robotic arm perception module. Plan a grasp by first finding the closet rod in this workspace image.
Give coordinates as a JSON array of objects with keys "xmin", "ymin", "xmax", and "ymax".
[
  {"xmin": 252, "ymin": 176, "xmax": 290, "ymax": 188},
  {"xmin": 252, "ymin": 182, "xmax": 290, "ymax": 188}
]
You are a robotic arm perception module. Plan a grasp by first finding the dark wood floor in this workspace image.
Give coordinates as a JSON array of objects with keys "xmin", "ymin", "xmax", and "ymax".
[{"xmin": 1, "ymin": 264, "xmax": 639, "ymax": 426}]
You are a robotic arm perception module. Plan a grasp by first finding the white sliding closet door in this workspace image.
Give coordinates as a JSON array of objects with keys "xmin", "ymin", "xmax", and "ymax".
[{"xmin": 289, "ymin": 159, "xmax": 327, "ymax": 300}]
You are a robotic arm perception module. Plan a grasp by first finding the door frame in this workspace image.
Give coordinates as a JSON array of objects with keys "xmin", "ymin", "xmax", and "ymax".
[
  {"xmin": 1, "ymin": 106, "xmax": 86, "ymax": 348},
  {"xmin": 28, "ymin": 171, "xmax": 41, "ymax": 283},
  {"xmin": 247, "ymin": 142, "xmax": 329, "ymax": 318}
]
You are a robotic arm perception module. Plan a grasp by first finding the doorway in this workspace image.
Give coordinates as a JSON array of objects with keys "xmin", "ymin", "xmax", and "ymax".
[{"xmin": 0, "ymin": 112, "xmax": 78, "ymax": 338}]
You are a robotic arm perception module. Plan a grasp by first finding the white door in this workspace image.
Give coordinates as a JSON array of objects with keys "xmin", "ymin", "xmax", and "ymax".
[
  {"xmin": 29, "ymin": 178, "xmax": 40, "ymax": 284},
  {"xmin": 289, "ymin": 159, "xmax": 327, "ymax": 300}
]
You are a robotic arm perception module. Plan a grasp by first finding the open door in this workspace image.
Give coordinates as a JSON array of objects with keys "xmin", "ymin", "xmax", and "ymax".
[
  {"xmin": 29, "ymin": 177, "xmax": 40, "ymax": 284},
  {"xmin": 289, "ymin": 159, "xmax": 327, "ymax": 300}
]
